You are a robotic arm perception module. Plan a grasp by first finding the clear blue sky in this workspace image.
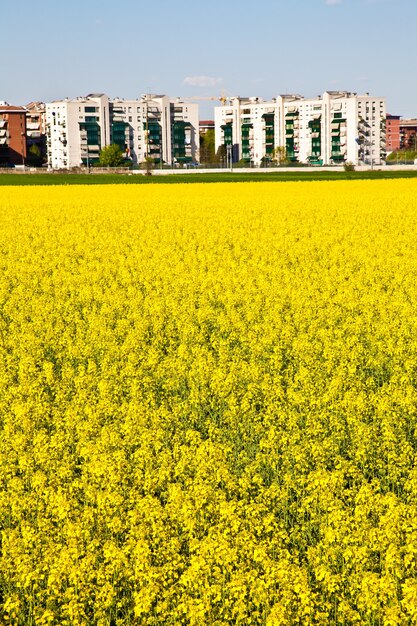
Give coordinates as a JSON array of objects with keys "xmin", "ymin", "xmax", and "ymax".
[{"xmin": 2, "ymin": 0, "xmax": 416, "ymax": 118}]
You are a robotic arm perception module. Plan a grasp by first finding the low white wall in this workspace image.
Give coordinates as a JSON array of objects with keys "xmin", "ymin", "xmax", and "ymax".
[{"xmin": 136, "ymin": 164, "xmax": 417, "ymax": 176}]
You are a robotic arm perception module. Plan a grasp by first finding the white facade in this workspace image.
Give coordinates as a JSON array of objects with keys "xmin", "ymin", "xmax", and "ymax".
[
  {"xmin": 110, "ymin": 95, "xmax": 171, "ymax": 165},
  {"xmin": 46, "ymin": 94, "xmax": 199, "ymax": 169},
  {"xmin": 109, "ymin": 96, "xmax": 199, "ymax": 166},
  {"xmin": 215, "ymin": 91, "xmax": 386, "ymax": 166},
  {"xmin": 214, "ymin": 97, "xmax": 277, "ymax": 165},
  {"xmin": 46, "ymin": 94, "xmax": 109, "ymax": 169},
  {"xmin": 170, "ymin": 99, "xmax": 200, "ymax": 165}
]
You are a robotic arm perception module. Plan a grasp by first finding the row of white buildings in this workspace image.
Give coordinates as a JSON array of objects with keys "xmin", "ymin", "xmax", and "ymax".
[
  {"xmin": 214, "ymin": 91, "xmax": 386, "ymax": 166},
  {"xmin": 45, "ymin": 90, "xmax": 386, "ymax": 168},
  {"xmin": 46, "ymin": 94, "xmax": 199, "ymax": 169}
]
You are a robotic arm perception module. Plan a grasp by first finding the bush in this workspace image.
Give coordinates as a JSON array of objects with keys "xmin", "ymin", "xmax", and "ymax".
[{"xmin": 98, "ymin": 144, "xmax": 128, "ymax": 168}]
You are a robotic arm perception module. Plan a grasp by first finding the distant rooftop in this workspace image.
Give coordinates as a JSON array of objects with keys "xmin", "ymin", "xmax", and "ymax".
[
  {"xmin": 141, "ymin": 94, "xmax": 166, "ymax": 100},
  {"xmin": 0, "ymin": 104, "xmax": 26, "ymax": 112},
  {"xmin": 280, "ymin": 94, "xmax": 303, "ymax": 100}
]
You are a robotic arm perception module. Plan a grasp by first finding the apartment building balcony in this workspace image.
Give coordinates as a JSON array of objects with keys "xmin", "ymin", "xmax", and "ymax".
[
  {"xmin": 27, "ymin": 123, "xmax": 40, "ymax": 136},
  {"xmin": 147, "ymin": 113, "xmax": 161, "ymax": 122},
  {"xmin": 81, "ymin": 145, "xmax": 100, "ymax": 154},
  {"xmin": 331, "ymin": 144, "xmax": 347, "ymax": 154}
]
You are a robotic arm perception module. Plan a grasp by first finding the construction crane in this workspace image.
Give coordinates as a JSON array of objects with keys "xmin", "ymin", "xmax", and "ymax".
[{"xmin": 175, "ymin": 93, "xmax": 232, "ymax": 105}]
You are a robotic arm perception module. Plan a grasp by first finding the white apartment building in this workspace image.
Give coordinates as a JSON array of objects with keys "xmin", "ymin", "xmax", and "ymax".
[
  {"xmin": 215, "ymin": 91, "xmax": 386, "ymax": 166},
  {"xmin": 110, "ymin": 95, "xmax": 199, "ymax": 165},
  {"xmin": 46, "ymin": 94, "xmax": 110, "ymax": 169},
  {"xmin": 170, "ymin": 98, "xmax": 199, "ymax": 165},
  {"xmin": 46, "ymin": 94, "xmax": 199, "ymax": 169}
]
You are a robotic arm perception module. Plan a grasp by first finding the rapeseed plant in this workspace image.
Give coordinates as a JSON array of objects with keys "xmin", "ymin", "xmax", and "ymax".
[{"xmin": 0, "ymin": 180, "xmax": 417, "ymax": 624}]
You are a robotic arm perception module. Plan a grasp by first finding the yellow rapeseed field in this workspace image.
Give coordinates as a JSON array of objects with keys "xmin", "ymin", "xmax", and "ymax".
[{"xmin": 1, "ymin": 180, "xmax": 417, "ymax": 625}]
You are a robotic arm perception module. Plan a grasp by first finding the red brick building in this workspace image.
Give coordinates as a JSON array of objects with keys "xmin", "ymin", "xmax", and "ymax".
[
  {"xmin": 0, "ymin": 104, "xmax": 27, "ymax": 166},
  {"xmin": 386, "ymin": 114, "xmax": 401, "ymax": 153},
  {"xmin": 199, "ymin": 120, "xmax": 215, "ymax": 135},
  {"xmin": 400, "ymin": 119, "xmax": 417, "ymax": 151}
]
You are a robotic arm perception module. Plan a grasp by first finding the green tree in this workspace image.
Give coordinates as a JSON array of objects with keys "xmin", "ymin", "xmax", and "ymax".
[
  {"xmin": 141, "ymin": 156, "xmax": 155, "ymax": 176},
  {"xmin": 215, "ymin": 143, "xmax": 227, "ymax": 165},
  {"xmin": 200, "ymin": 129, "xmax": 216, "ymax": 164},
  {"xmin": 272, "ymin": 145, "xmax": 288, "ymax": 165},
  {"xmin": 26, "ymin": 144, "xmax": 43, "ymax": 167},
  {"xmin": 98, "ymin": 144, "xmax": 127, "ymax": 167}
]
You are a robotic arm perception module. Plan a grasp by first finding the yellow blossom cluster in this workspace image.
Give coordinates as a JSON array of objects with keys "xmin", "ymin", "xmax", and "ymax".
[{"xmin": 1, "ymin": 180, "xmax": 417, "ymax": 625}]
